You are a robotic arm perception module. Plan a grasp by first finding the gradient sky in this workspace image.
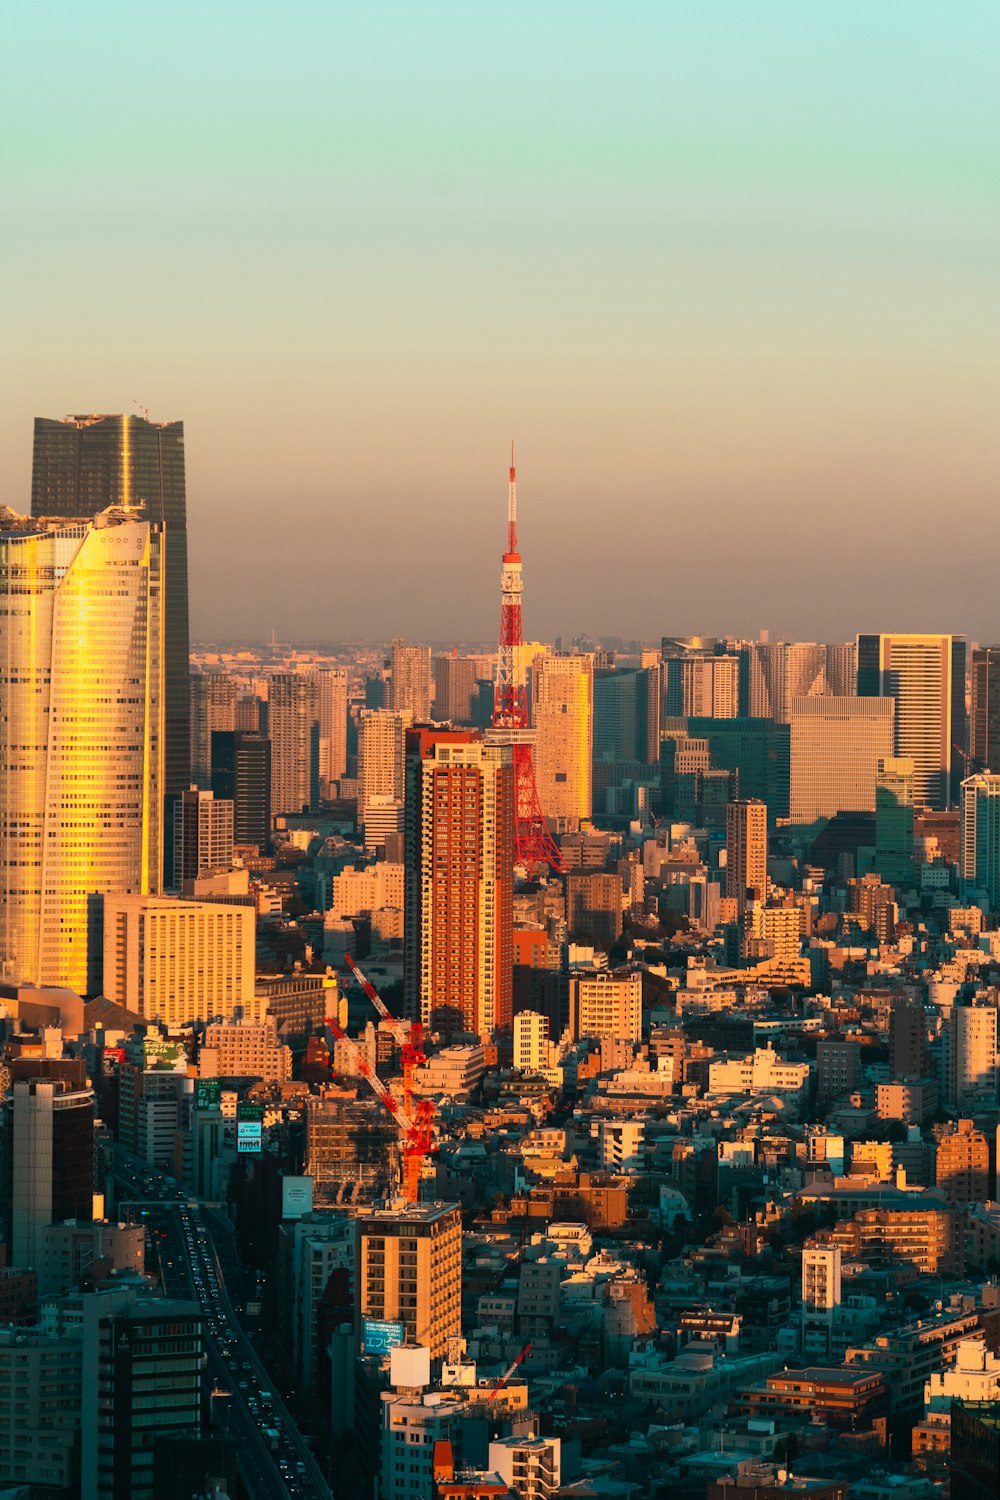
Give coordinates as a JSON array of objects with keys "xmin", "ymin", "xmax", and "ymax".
[{"xmin": 3, "ymin": 3, "xmax": 998, "ymax": 644}]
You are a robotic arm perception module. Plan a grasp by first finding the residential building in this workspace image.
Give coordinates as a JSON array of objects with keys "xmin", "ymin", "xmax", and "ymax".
[
  {"xmin": 0, "ymin": 508, "xmax": 163, "ymax": 993},
  {"xmin": 565, "ymin": 872, "xmax": 623, "ymax": 948},
  {"xmin": 189, "ymin": 674, "xmax": 236, "ymax": 789},
  {"xmin": 391, "ymin": 641, "xmax": 433, "ymax": 720},
  {"xmin": 513, "ymin": 1011, "xmax": 550, "ymax": 1072},
  {"xmin": 318, "ymin": 667, "xmax": 349, "ymax": 791},
  {"xmin": 856, "ymin": 632, "xmax": 965, "ymax": 808},
  {"xmin": 171, "ymin": 788, "xmax": 234, "ymax": 888},
  {"xmin": 935, "ymin": 1119, "xmax": 990, "ymax": 1204},
  {"xmin": 567, "ymin": 971, "xmax": 642, "ymax": 1043},
  {"xmin": 103, "ymin": 895, "xmax": 256, "ymax": 1025},
  {"xmin": 358, "ymin": 709, "xmax": 412, "ymax": 825},
  {"xmin": 708, "ymin": 1046, "xmax": 810, "ymax": 1100},
  {"xmin": 488, "ymin": 1437, "xmax": 561, "ymax": 1500},
  {"xmin": 200, "ymin": 1017, "xmax": 292, "ymax": 1081},
  {"xmin": 358, "ymin": 1201, "xmax": 462, "ymax": 1356},
  {"xmin": 666, "ymin": 653, "xmax": 739, "ymax": 719},
  {"xmin": 31, "ymin": 412, "xmax": 188, "ymax": 798},
  {"xmin": 434, "ymin": 653, "xmax": 476, "ymax": 724},
  {"xmin": 0, "ymin": 1326, "xmax": 82, "ymax": 1491},
  {"xmin": 403, "ymin": 729, "xmax": 514, "ymax": 1040},
  {"xmin": 532, "ymin": 653, "xmax": 594, "ymax": 830},
  {"xmin": 947, "ymin": 1002, "xmax": 998, "ymax": 1110},
  {"xmin": 269, "ymin": 672, "xmax": 320, "ymax": 817},
  {"xmin": 788, "ymin": 697, "xmax": 894, "ymax": 823},
  {"xmin": 801, "ymin": 1243, "xmax": 842, "ymax": 1359},
  {"xmin": 211, "ymin": 730, "xmax": 271, "ymax": 848},
  {"xmin": 726, "ymin": 800, "xmax": 768, "ymax": 917}
]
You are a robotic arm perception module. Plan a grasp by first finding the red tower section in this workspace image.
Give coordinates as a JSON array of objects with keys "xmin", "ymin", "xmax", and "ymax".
[{"xmin": 491, "ymin": 448, "xmax": 566, "ymax": 877}]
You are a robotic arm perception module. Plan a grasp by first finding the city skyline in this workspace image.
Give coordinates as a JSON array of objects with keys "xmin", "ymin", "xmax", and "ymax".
[{"xmin": 4, "ymin": 4, "xmax": 999, "ymax": 642}]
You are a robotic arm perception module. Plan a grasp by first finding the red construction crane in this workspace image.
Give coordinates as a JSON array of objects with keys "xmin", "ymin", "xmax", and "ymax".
[
  {"xmin": 490, "ymin": 447, "xmax": 566, "ymax": 878},
  {"xmin": 342, "ymin": 953, "xmax": 426, "ymax": 1120},
  {"xmin": 324, "ymin": 1012, "xmax": 434, "ymax": 1204},
  {"xmin": 488, "ymin": 1342, "xmax": 532, "ymax": 1400}
]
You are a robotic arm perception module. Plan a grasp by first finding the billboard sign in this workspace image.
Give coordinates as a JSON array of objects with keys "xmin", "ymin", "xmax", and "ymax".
[
  {"xmin": 362, "ymin": 1318, "xmax": 404, "ymax": 1356},
  {"xmin": 237, "ymin": 1119, "xmax": 262, "ymax": 1154},
  {"xmin": 281, "ymin": 1176, "xmax": 314, "ymax": 1219},
  {"xmin": 196, "ymin": 1079, "xmax": 222, "ymax": 1110}
]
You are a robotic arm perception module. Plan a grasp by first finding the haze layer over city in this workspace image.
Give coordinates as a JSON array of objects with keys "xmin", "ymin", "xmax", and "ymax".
[{"xmin": 4, "ymin": 7, "xmax": 1000, "ymax": 1500}]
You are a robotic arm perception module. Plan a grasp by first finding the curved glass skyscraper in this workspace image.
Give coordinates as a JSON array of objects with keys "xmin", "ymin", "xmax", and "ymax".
[{"xmin": 0, "ymin": 507, "xmax": 163, "ymax": 992}]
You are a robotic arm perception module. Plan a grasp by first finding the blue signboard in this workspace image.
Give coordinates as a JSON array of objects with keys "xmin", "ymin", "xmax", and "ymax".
[{"xmin": 362, "ymin": 1318, "xmax": 404, "ymax": 1355}]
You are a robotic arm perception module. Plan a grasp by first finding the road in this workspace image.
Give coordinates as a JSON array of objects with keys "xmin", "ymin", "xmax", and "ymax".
[{"xmin": 114, "ymin": 1150, "xmax": 332, "ymax": 1500}]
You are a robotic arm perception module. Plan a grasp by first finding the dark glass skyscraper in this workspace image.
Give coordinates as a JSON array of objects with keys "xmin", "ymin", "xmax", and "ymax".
[{"xmin": 31, "ymin": 413, "xmax": 190, "ymax": 799}]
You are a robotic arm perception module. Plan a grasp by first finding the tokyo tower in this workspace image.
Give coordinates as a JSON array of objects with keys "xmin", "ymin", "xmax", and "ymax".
[{"xmin": 490, "ymin": 447, "xmax": 566, "ymax": 876}]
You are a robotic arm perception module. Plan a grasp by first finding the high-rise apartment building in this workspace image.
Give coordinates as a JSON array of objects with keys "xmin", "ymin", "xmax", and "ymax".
[
  {"xmin": 189, "ymin": 674, "xmax": 236, "ymax": 789},
  {"xmin": 433, "ymin": 654, "xmax": 493, "ymax": 724},
  {"xmin": 103, "ymin": 895, "xmax": 256, "ymax": 1025},
  {"xmin": 31, "ymin": 413, "xmax": 188, "ymax": 798},
  {"xmin": 566, "ymin": 970, "xmax": 641, "ymax": 1042},
  {"xmin": 210, "ymin": 731, "xmax": 272, "ymax": 847},
  {"xmin": 318, "ymin": 668, "xmax": 349, "ymax": 791},
  {"xmin": 947, "ymin": 1002, "xmax": 998, "ymax": 1111},
  {"xmin": 745, "ymin": 641, "xmax": 786, "ymax": 720},
  {"xmin": 403, "ymin": 729, "xmax": 514, "ymax": 1039},
  {"xmin": 5, "ymin": 1081, "xmax": 94, "ymax": 1271},
  {"xmin": 785, "ymin": 642, "xmax": 829, "ymax": 705},
  {"xmin": 961, "ymin": 773, "xmax": 1000, "ymax": 910},
  {"xmin": 725, "ymin": 799, "xmax": 768, "ymax": 916},
  {"xmin": 970, "ymin": 646, "xmax": 1000, "ymax": 773},
  {"xmin": 235, "ymin": 693, "xmax": 262, "ymax": 734},
  {"xmin": 0, "ymin": 508, "xmax": 163, "ymax": 993},
  {"xmin": 391, "ymin": 640, "xmax": 432, "ymax": 720},
  {"xmin": 0, "ymin": 1326, "xmax": 82, "ymax": 1491},
  {"xmin": 788, "ymin": 697, "xmax": 894, "ymax": 823},
  {"xmin": 801, "ymin": 1243, "xmax": 842, "ymax": 1359},
  {"xmin": 357, "ymin": 1201, "xmax": 462, "ymax": 1356},
  {"xmin": 532, "ymin": 653, "xmax": 594, "ymax": 830},
  {"xmin": 826, "ymin": 641, "xmax": 858, "ymax": 697},
  {"xmin": 666, "ymin": 653, "xmax": 739, "ymax": 719},
  {"xmin": 358, "ymin": 709, "xmax": 412, "ymax": 825},
  {"xmin": 857, "ymin": 633, "xmax": 966, "ymax": 809},
  {"xmin": 171, "ymin": 788, "xmax": 234, "ymax": 889},
  {"xmin": 875, "ymin": 756, "xmax": 915, "ymax": 886},
  {"xmin": 269, "ymin": 672, "xmax": 320, "ymax": 817},
  {"xmin": 935, "ymin": 1119, "xmax": 989, "ymax": 1205}
]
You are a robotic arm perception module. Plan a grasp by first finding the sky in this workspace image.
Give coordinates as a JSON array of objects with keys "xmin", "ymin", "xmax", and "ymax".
[{"xmin": 2, "ymin": 2, "xmax": 998, "ymax": 644}]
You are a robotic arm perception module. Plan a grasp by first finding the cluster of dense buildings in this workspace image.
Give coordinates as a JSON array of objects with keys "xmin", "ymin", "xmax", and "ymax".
[{"xmin": 4, "ymin": 415, "xmax": 1000, "ymax": 1499}]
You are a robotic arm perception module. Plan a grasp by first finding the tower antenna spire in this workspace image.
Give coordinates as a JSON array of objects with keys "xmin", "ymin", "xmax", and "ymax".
[
  {"xmin": 507, "ymin": 440, "xmax": 518, "ymax": 555},
  {"xmin": 490, "ymin": 446, "xmax": 565, "ymax": 876}
]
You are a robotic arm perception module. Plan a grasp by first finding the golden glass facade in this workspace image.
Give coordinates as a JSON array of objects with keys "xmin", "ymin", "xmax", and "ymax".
[{"xmin": 0, "ymin": 508, "xmax": 163, "ymax": 993}]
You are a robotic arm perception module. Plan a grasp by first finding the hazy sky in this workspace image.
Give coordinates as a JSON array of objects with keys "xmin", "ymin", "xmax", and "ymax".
[{"xmin": 3, "ymin": 3, "xmax": 998, "ymax": 644}]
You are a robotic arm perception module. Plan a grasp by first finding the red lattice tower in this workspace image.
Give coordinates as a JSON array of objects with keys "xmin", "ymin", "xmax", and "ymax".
[{"xmin": 490, "ymin": 446, "xmax": 566, "ymax": 877}]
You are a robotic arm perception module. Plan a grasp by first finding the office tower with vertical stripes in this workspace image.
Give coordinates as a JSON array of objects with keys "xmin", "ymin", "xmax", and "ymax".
[{"xmin": 857, "ymin": 633, "xmax": 965, "ymax": 809}]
